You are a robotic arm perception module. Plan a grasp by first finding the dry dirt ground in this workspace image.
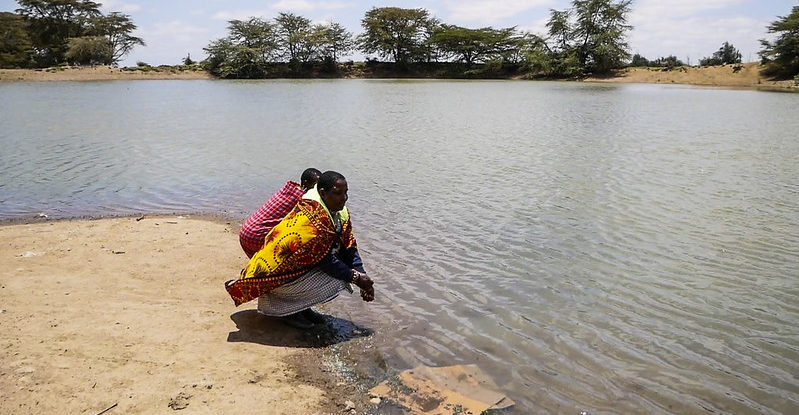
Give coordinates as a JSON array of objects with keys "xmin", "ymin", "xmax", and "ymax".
[
  {"xmin": 585, "ymin": 62, "xmax": 797, "ymax": 91},
  {"xmin": 0, "ymin": 216, "xmax": 384, "ymax": 415},
  {"xmin": 0, "ymin": 66, "xmax": 211, "ymax": 82},
  {"xmin": 2, "ymin": 62, "xmax": 796, "ymax": 92}
]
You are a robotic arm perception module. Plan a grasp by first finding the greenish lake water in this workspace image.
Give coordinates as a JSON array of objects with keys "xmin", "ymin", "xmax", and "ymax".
[{"xmin": 1, "ymin": 79, "xmax": 798, "ymax": 413}]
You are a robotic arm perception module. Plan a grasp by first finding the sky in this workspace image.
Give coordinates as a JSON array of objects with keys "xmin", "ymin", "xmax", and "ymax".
[{"xmin": 1, "ymin": 0, "xmax": 796, "ymax": 67}]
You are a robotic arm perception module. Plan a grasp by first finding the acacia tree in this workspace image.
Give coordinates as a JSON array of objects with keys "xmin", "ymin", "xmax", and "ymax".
[
  {"xmin": 285, "ymin": 20, "xmax": 354, "ymax": 66},
  {"xmin": 519, "ymin": 33, "xmax": 556, "ymax": 76},
  {"xmin": 316, "ymin": 22, "xmax": 354, "ymax": 62},
  {"xmin": 528, "ymin": 0, "xmax": 631, "ymax": 77},
  {"xmin": 204, "ymin": 13, "xmax": 354, "ymax": 78},
  {"xmin": 547, "ymin": 9, "xmax": 571, "ymax": 52},
  {"xmin": 429, "ymin": 25, "xmax": 520, "ymax": 66},
  {"xmin": 203, "ymin": 18, "xmax": 279, "ymax": 78},
  {"xmin": 0, "ymin": 12, "xmax": 33, "ymax": 67},
  {"xmin": 502, "ymin": 32, "xmax": 543, "ymax": 65},
  {"xmin": 15, "ymin": 0, "xmax": 102, "ymax": 66},
  {"xmin": 358, "ymin": 7, "xmax": 437, "ymax": 64},
  {"xmin": 523, "ymin": 8, "xmax": 580, "ymax": 77},
  {"xmin": 274, "ymin": 12, "xmax": 313, "ymax": 63},
  {"xmin": 89, "ymin": 12, "xmax": 144, "ymax": 64},
  {"xmin": 64, "ymin": 35, "xmax": 110, "ymax": 64},
  {"xmin": 13, "ymin": 0, "xmax": 143, "ymax": 67},
  {"xmin": 759, "ymin": 6, "xmax": 799, "ymax": 78},
  {"xmin": 572, "ymin": 0, "xmax": 632, "ymax": 74}
]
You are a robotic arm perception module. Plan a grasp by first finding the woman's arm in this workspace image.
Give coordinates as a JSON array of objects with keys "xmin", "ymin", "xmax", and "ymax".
[
  {"xmin": 317, "ymin": 248, "xmax": 374, "ymax": 302},
  {"xmin": 317, "ymin": 252, "xmax": 355, "ymax": 281}
]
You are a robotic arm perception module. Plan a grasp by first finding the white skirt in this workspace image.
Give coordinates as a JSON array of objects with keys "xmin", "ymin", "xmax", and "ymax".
[{"xmin": 256, "ymin": 267, "xmax": 353, "ymax": 317}]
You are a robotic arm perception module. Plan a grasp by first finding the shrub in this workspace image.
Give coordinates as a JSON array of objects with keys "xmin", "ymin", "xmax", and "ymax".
[
  {"xmin": 700, "ymin": 42, "xmax": 742, "ymax": 66},
  {"xmin": 65, "ymin": 36, "xmax": 113, "ymax": 66},
  {"xmin": 652, "ymin": 55, "xmax": 683, "ymax": 71},
  {"xmin": 629, "ymin": 53, "xmax": 649, "ymax": 67}
]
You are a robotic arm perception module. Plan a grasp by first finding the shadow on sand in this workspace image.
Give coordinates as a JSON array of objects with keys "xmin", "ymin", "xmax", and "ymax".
[{"xmin": 227, "ymin": 309, "xmax": 373, "ymax": 348}]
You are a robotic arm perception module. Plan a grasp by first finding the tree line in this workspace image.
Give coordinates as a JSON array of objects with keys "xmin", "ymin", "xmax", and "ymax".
[
  {"xmin": 0, "ymin": 0, "xmax": 143, "ymax": 68},
  {"xmin": 202, "ymin": 2, "xmax": 799, "ymax": 80},
  {"xmin": 1, "ymin": 1, "xmax": 797, "ymax": 81},
  {"xmin": 203, "ymin": 0, "xmax": 636, "ymax": 79},
  {"xmin": 202, "ymin": 13, "xmax": 355, "ymax": 78},
  {"xmin": 628, "ymin": 42, "xmax": 743, "ymax": 70}
]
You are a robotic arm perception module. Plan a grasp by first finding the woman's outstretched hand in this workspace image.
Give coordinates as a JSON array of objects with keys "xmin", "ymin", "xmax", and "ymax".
[{"xmin": 353, "ymin": 270, "xmax": 374, "ymax": 302}]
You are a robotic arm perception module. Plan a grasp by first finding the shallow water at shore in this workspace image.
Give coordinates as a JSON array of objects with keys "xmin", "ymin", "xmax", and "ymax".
[{"xmin": 2, "ymin": 79, "xmax": 799, "ymax": 413}]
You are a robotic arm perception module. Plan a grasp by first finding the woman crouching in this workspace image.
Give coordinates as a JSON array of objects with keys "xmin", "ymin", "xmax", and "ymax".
[{"xmin": 225, "ymin": 170, "xmax": 374, "ymax": 329}]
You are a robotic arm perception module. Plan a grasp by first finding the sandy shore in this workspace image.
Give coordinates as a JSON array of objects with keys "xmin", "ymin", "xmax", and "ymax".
[
  {"xmin": 0, "ymin": 66, "xmax": 211, "ymax": 82},
  {"xmin": 1, "ymin": 62, "xmax": 796, "ymax": 91},
  {"xmin": 585, "ymin": 62, "xmax": 797, "ymax": 91},
  {"xmin": 0, "ymin": 216, "xmax": 380, "ymax": 414}
]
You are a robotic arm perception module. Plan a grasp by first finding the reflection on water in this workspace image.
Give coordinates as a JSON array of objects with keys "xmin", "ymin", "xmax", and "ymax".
[{"xmin": 2, "ymin": 80, "xmax": 798, "ymax": 413}]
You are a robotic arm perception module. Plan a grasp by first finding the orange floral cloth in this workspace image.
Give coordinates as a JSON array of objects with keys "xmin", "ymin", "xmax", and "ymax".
[{"xmin": 225, "ymin": 199, "xmax": 356, "ymax": 306}]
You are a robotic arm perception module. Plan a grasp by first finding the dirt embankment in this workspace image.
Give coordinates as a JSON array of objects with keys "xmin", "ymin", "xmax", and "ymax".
[
  {"xmin": 586, "ymin": 62, "xmax": 797, "ymax": 91},
  {"xmin": 1, "ymin": 62, "xmax": 796, "ymax": 92},
  {"xmin": 0, "ymin": 65, "xmax": 211, "ymax": 82}
]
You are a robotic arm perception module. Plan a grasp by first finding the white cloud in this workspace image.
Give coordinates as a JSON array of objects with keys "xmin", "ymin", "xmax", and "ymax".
[
  {"xmin": 631, "ymin": 0, "xmax": 747, "ymax": 21},
  {"xmin": 150, "ymin": 20, "xmax": 209, "ymax": 43},
  {"xmin": 629, "ymin": 14, "xmax": 770, "ymax": 63},
  {"xmin": 211, "ymin": 0, "xmax": 352, "ymax": 20},
  {"xmin": 517, "ymin": 16, "xmax": 549, "ymax": 36},
  {"xmin": 440, "ymin": 0, "xmax": 553, "ymax": 25},
  {"xmin": 120, "ymin": 20, "xmax": 213, "ymax": 66},
  {"xmin": 99, "ymin": 0, "xmax": 141, "ymax": 13},
  {"xmin": 626, "ymin": 0, "xmax": 773, "ymax": 63},
  {"xmin": 212, "ymin": 10, "xmax": 272, "ymax": 21},
  {"xmin": 271, "ymin": 0, "xmax": 352, "ymax": 12},
  {"xmin": 311, "ymin": 14, "xmax": 344, "ymax": 26}
]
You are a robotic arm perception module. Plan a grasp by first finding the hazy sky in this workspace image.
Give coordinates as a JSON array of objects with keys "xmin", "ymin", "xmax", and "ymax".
[{"xmin": 1, "ymin": 0, "xmax": 795, "ymax": 67}]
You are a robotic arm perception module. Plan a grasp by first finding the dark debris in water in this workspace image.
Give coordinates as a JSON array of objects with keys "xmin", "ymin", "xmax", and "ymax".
[
  {"xmin": 312, "ymin": 313, "xmax": 374, "ymax": 346},
  {"xmin": 226, "ymin": 309, "xmax": 372, "ymax": 348}
]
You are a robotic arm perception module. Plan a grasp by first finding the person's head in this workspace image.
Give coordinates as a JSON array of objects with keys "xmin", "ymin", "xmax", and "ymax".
[
  {"xmin": 300, "ymin": 168, "xmax": 321, "ymax": 192},
  {"xmin": 317, "ymin": 170, "xmax": 348, "ymax": 212}
]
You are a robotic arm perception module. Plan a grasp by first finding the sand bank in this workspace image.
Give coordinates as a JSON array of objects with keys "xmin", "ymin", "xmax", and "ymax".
[
  {"xmin": 0, "ymin": 66, "xmax": 211, "ymax": 82},
  {"xmin": 2, "ymin": 62, "xmax": 796, "ymax": 91},
  {"xmin": 585, "ymin": 62, "xmax": 797, "ymax": 91},
  {"xmin": 0, "ymin": 216, "xmax": 382, "ymax": 414}
]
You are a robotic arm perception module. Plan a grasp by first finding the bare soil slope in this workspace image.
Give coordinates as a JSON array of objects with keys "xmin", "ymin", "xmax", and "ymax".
[{"xmin": 587, "ymin": 62, "xmax": 796, "ymax": 91}]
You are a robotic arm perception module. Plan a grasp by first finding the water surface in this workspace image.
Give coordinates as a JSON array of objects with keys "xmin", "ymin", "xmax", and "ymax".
[{"xmin": 1, "ymin": 80, "xmax": 798, "ymax": 414}]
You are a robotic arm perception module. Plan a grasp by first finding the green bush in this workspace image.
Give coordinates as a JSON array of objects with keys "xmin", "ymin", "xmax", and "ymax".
[
  {"xmin": 759, "ymin": 6, "xmax": 799, "ymax": 79},
  {"xmin": 65, "ymin": 36, "xmax": 113, "ymax": 65},
  {"xmin": 484, "ymin": 58, "xmax": 504, "ymax": 74},
  {"xmin": 794, "ymin": 74, "xmax": 799, "ymax": 86}
]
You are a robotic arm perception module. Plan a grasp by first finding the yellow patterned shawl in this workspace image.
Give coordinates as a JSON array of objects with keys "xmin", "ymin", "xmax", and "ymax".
[{"xmin": 225, "ymin": 199, "xmax": 356, "ymax": 306}]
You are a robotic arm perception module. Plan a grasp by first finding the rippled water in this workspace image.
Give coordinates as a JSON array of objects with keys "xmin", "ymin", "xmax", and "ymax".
[{"xmin": 2, "ymin": 80, "xmax": 798, "ymax": 413}]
